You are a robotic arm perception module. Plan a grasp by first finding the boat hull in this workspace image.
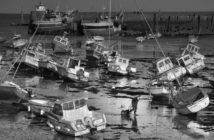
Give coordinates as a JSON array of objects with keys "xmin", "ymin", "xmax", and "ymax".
[{"xmin": 173, "ymin": 95, "xmax": 209, "ymax": 115}]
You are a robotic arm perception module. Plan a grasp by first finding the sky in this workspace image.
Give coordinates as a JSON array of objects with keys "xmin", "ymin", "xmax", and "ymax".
[{"xmin": 0, "ymin": 0, "xmax": 213, "ymax": 13}]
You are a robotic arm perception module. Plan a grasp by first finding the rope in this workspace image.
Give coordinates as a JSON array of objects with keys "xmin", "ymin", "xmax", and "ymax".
[
  {"xmin": 134, "ymin": 0, "xmax": 166, "ymax": 58},
  {"xmin": 1, "ymin": 13, "xmax": 46, "ymax": 82}
]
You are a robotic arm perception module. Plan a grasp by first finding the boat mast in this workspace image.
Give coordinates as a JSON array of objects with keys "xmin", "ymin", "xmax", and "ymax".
[{"xmin": 108, "ymin": 0, "xmax": 111, "ymax": 45}]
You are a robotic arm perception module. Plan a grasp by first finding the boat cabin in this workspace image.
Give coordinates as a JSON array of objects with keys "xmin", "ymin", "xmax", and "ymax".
[
  {"xmin": 177, "ymin": 54, "xmax": 193, "ymax": 67},
  {"xmin": 114, "ymin": 57, "xmax": 130, "ymax": 70},
  {"xmin": 35, "ymin": 2, "xmax": 47, "ymax": 12},
  {"xmin": 63, "ymin": 57, "xmax": 80, "ymax": 69},
  {"xmin": 182, "ymin": 43, "xmax": 200, "ymax": 56},
  {"xmin": 47, "ymin": 97, "xmax": 106, "ymax": 136},
  {"xmin": 156, "ymin": 57, "xmax": 174, "ymax": 74},
  {"xmin": 53, "ymin": 36, "xmax": 70, "ymax": 46}
]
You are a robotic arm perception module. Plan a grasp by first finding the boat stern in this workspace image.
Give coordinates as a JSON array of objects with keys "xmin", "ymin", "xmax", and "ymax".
[{"xmin": 187, "ymin": 96, "xmax": 210, "ymax": 113}]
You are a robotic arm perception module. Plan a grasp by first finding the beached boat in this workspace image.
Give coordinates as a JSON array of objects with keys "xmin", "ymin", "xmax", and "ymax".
[
  {"xmin": 11, "ymin": 34, "xmax": 28, "ymax": 49},
  {"xmin": 0, "ymin": 81, "xmax": 30, "ymax": 101},
  {"xmin": 85, "ymin": 36, "xmax": 106, "ymax": 61},
  {"xmin": 178, "ymin": 43, "xmax": 205, "ymax": 74},
  {"xmin": 156, "ymin": 57, "xmax": 186, "ymax": 81},
  {"xmin": 16, "ymin": 43, "xmax": 47, "ymax": 69},
  {"xmin": 188, "ymin": 35, "xmax": 198, "ymax": 43},
  {"xmin": 52, "ymin": 33, "xmax": 73, "ymax": 53},
  {"xmin": 147, "ymin": 79, "xmax": 171, "ymax": 98},
  {"xmin": 107, "ymin": 56, "xmax": 136, "ymax": 75},
  {"xmin": 47, "ymin": 97, "xmax": 106, "ymax": 136},
  {"xmin": 177, "ymin": 54, "xmax": 205, "ymax": 75},
  {"xmin": 136, "ymin": 36, "xmax": 146, "ymax": 42},
  {"xmin": 56, "ymin": 57, "xmax": 90, "ymax": 82},
  {"xmin": 27, "ymin": 98, "xmax": 55, "ymax": 116},
  {"xmin": 171, "ymin": 87, "xmax": 209, "ymax": 115}
]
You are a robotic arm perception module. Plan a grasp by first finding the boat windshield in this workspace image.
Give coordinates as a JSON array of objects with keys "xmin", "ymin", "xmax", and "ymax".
[
  {"xmin": 68, "ymin": 59, "xmax": 79, "ymax": 68},
  {"xmin": 52, "ymin": 103, "xmax": 63, "ymax": 116}
]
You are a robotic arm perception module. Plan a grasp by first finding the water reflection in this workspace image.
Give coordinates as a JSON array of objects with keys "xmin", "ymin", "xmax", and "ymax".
[{"xmin": 173, "ymin": 115, "xmax": 210, "ymax": 139}]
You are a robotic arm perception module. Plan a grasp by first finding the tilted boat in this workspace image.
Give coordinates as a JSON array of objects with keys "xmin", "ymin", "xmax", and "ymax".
[
  {"xmin": 147, "ymin": 79, "xmax": 171, "ymax": 98},
  {"xmin": 156, "ymin": 57, "xmax": 186, "ymax": 81},
  {"xmin": 0, "ymin": 81, "xmax": 30, "ymax": 102},
  {"xmin": 52, "ymin": 33, "xmax": 73, "ymax": 53},
  {"xmin": 11, "ymin": 34, "xmax": 28, "ymax": 49},
  {"xmin": 171, "ymin": 87, "xmax": 209, "ymax": 115},
  {"xmin": 16, "ymin": 43, "xmax": 48, "ymax": 69},
  {"xmin": 56, "ymin": 57, "xmax": 90, "ymax": 82},
  {"xmin": 177, "ymin": 43, "xmax": 205, "ymax": 74},
  {"xmin": 85, "ymin": 36, "xmax": 106, "ymax": 61},
  {"xmin": 107, "ymin": 56, "xmax": 136, "ymax": 75},
  {"xmin": 47, "ymin": 97, "xmax": 106, "ymax": 136}
]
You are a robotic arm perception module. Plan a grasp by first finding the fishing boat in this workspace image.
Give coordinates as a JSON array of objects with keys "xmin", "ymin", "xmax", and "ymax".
[
  {"xmin": 27, "ymin": 98, "xmax": 55, "ymax": 116},
  {"xmin": 0, "ymin": 81, "xmax": 30, "ymax": 101},
  {"xmin": 171, "ymin": 87, "xmax": 209, "ymax": 115},
  {"xmin": 107, "ymin": 56, "xmax": 136, "ymax": 75},
  {"xmin": 177, "ymin": 54, "xmax": 205, "ymax": 75},
  {"xmin": 56, "ymin": 57, "xmax": 90, "ymax": 82},
  {"xmin": 28, "ymin": 2, "xmax": 67, "ymax": 34},
  {"xmin": 136, "ymin": 36, "xmax": 146, "ymax": 42},
  {"xmin": 16, "ymin": 43, "xmax": 47, "ymax": 69},
  {"xmin": 177, "ymin": 43, "xmax": 205, "ymax": 74},
  {"xmin": 85, "ymin": 36, "xmax": 106, "ymax": 61},
  {"xmin": 52, "ymin": 32, "xmax": 73, "ymax": 53},
  {"xmin": 147, "ymin": 79, "xmax": 171, "ymax": 98},
  {"xmin": 81, "ymin": 0, "xmax": 122, "ymax": 36},
  {"xmin": 47, "ymin": 97, "xmax": 106, "ymax": 136},
  {"xmin": 188, "ymin": 35, "xmax": 198, "ymax": 43},
  {"xmin": 82, "ymin": 18, "xmax": 121, "ymax": 36},
  {"xmin": 156, "ymin": 57, "xmax": 186, "ymax": 81},
  {"xmin": 11, "ymin": 34, "xmax": 28, "ymax": 49}
]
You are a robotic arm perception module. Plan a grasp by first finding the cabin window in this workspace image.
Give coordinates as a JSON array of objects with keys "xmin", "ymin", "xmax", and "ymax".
[
  {"xmin": 96, "ymin": 46, "xmax": 102, "ymax": 52},
  {"xmin": 184, "ymin": 56, "xmax": 190, "ymax": 61},
  {"xmin": 158, "ymin": 62, "xmax": 164, "ymax": 68},
  {"xmin": 80, "ymin": 99, "xmax": 86, "ymax": 106},
  {"xmin": 63, "ymin": 102, "xmax": 74, "ymax": 110},
  {"xmin": 178, "ymin": 59, "xmax": 185, "ymax": 67},
  {"xmin": 68, "ymin": 59, "xmax": 78, "ymax": 68},
  {"xmin": 119, "ymin": 59, "xmax": 122, "ymax": 62},
  {"xmin": 56, "ymin": 37, "xmax": 60, "ymax": 42},
  {"xmin": 61, "ymin": 40, "xmax": 66, "ymax": 45},
  {"xmin": 52, "ymin": 104, "xmax": 63, "ymax": 116},
  {"xmin": 75, "ymin": 100, "xmax": 80, "ymax": 109},
  {"xmin": 123, "ymin": 60, "xmax": 126, "ymax": 63},
  {"xmin": 165, "ymin": 59, "xmax": 171, "ymax": 64},
  {"xmin": 28, "ymin": 52, "xmax": 35, "ymax": 57}
]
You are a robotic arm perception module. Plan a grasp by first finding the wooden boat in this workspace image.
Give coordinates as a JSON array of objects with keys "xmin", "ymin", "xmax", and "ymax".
[
  {"xmin": 136, "ymin": 36, "xmax": 146, "ymax": 42},
  {"xmin": 16, "ymin": 43, "xmax": 48, "ymax": 69},
  {"xmin": 156, "ymin": 57, "xmax": 186, "ymax": 81},
  {"xmin": 178, "ymin": 43, "xmax": 205, "ymax": 74},
  {"xmin": 47, "ymin": 97, "xmax": 106, "ymax": 136},
  {"xmin": 27, "ymin": 98, "xmax": 55, "ymax": 116},
  {"xmin": 107, "ymin": 56, "xmax": 136, "ymax": 75},
  {"xmin": 85, "ymin": 36, "xmax": 106, "ymax": 61},
  {"xmin": 28, "ymin": 2, "xmax": 68, "ymax": 34},
  {"xmin": 52, "ymin": 32, "xmax": 73, "ymax": 53},
  {"xmin": 0, "ymin": 81, "xmax": 30, "ymax": 101},
  {"xmin": 177, "ymin": 54, "xmax": 205, "ymax": 74},
  {"xmin": 147, "ymin": 79, "xmax": 171, "ymax": 98},
  {"xmin": 56, "ymin": 57, "xmax": 90, "ymax": 82},
  {"xmin": 171, "ymin": 87, "xmax": 209, "ymax": 115},
  {"xmin": 188, "ymin": 35, "xmax": 198, "ymax": 43},
  {"xmin": 11, "ymin": 34, "xmax": 28, "ymax": 49}
]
